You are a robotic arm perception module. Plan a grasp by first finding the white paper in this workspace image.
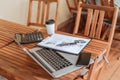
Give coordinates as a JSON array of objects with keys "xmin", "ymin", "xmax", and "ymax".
[{"xmin": 38, "ymin": 34, "xmax": 91, "ymax": 54}]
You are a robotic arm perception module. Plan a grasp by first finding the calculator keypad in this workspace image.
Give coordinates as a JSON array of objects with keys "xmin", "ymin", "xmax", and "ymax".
[{"xmin": 15, "ymin": 31, "xmax": 43, "ymax": 43}]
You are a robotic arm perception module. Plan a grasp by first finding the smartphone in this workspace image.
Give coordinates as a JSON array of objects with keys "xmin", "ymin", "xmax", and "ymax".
[{"xmin": 76, "ymin": 52, "xmax": 91, "ymax": 66}]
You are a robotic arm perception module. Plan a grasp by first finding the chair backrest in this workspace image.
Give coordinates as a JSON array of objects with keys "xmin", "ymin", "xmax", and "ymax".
[
  {"xmin": 73, "ymin": 3, "xmax": 118, "ymax": 57},
  {"xmin": 66, "ymin": 0, "xmax": 115, "ymax": 15},
  {"xmin": 92, "ymin": 0, "xmax": 115, "ymax": 19},
  {"xmin": 73, "ymin": 3, "xmax": 118, "ymax": 42},
  {"xmin": 27, "ymin": 0, "xmax": 60, "ymax": 28}
]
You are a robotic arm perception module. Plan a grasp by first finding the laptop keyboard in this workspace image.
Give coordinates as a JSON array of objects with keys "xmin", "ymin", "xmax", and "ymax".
[{"xmin": 35, "ymin": 48, "xmax": 73, "ymax": 71}]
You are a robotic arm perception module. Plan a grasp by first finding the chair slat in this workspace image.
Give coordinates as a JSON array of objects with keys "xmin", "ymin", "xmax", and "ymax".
[
  {"xmin": 36, "ymin": 0, "xmax": 41, "ymax": 23},
  {"xmin": 90, "ymin": 10, "xmax": 99, "ymax": 38},
  {"xmin": 84, "ymin": 9, "xmax": 93, "ymax": 36},
  {"xmin": 46, "ymin": 2, "xmax": 50, "ymax": 21},
  {"xmin": 95, "ymin": 11, "xmax": 105, "ymax": 39},
  {"xmin": 27, "ymin": 0, "xmax": 59, "ymax": 27},
  {"xmin": 41, "ymin": 1, "xmax": 45, "ymax": 25},
  {"xmin": 27, "ymin": 0, "xmax": 33, "ymax": 25},
  {"xmin": 60, "ymin": 3, "xmax": 118, "ymax": 80},
  {"xmin": 73, "ymin": 7, "xmax": 82, "ymax": 34}
]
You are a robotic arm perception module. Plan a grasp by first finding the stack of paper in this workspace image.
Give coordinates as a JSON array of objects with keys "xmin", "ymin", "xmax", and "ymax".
[{"xmin": 38, "ymin": 34, "xmax": 91, "ymax": 54}]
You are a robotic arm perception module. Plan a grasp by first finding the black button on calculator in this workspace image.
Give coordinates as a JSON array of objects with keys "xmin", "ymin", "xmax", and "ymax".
[{"xmin": 15, "ymin": 31, "xmax": 44, "ymax": 43}]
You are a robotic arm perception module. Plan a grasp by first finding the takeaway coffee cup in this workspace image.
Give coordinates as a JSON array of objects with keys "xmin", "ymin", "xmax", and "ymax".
[{"xmin": 45, "ymin": 19, "xmax": 55, "ymax": 35}]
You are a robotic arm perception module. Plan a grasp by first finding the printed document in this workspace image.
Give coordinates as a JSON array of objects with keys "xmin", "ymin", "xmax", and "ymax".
[{"xmin": 38, "ymin": 34, "xmax": 91, "ymax": 54}]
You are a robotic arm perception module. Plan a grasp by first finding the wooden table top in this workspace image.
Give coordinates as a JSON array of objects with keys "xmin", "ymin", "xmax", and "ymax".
[{"xmin": 0, "ymin": 19, "xmax": 108, "ymax": 80}]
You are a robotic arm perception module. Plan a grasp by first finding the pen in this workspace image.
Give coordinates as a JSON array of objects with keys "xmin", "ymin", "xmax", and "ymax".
[{"xmin": 56, "ymin": 40, "xmax": 86, "ymax": 47}]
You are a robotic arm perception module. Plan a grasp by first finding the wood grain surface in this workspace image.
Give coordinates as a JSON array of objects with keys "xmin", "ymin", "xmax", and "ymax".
[{"xmin": 0, "ymin": 19, "xmax": 108, "ymax": 80}]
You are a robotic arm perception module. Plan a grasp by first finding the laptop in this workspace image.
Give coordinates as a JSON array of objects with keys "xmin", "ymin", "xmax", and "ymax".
[
  {"xmin": 29, "ymin": 47, "xmax": 83, "ymax": 78},
  {"xmin": 13, "ymin": 35, "xmax": 83, "ymax": 78},
  {"xmin": 1, "ymin": 26, "xmax": 83, "ymax": 78}
]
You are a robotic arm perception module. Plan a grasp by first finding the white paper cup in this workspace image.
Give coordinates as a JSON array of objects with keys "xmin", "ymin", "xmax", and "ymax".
[{"xmin": 45, "ymin": 19, "xmax": 55, "ymax": 35}]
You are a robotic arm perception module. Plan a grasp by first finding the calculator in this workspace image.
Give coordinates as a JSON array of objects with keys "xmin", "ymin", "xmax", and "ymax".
[{"xmin": 15, "ymin": 31, "xmax": 44, "ymax": 43}]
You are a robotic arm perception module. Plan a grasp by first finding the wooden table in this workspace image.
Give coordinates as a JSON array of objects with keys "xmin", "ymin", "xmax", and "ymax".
[{"xmin": 0, "ymin": 19, "xmax": 108, "ymax": 80}]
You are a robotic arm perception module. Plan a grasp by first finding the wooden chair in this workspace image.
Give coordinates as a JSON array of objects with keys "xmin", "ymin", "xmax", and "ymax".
[
  {"xmin": 73, "ymin": 2, "xmax": 118, "ymax": 53},
  {"xmin": 57, "ymin": 2, "xmax": 118, "ymax": 80},
  {"xmin": 27, "ymin": 0, "xmax": 60, "ymax": 29},
  {"xmin": 73, "ymin": 3, "xmax": 118, "ymax": 80},
  {"xmin": 66, "ymin": 0, "xmax": 116, "ymax": 18},
  {"xmin": 66, "ymin": 0, "xmax": 120, "ymax": 41}
]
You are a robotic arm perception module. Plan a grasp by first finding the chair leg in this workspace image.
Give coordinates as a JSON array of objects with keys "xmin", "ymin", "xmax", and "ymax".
[
  {"xmin": 87, "ymin": 58, "xmax": 98, "ymax": 80},
  {"xmin": 96, "ymin": 63, "xmax": 105, "ymax": 80},
  {"xmin": 27, "ymin": 0, "xmax": 33, "ymax": 26}
]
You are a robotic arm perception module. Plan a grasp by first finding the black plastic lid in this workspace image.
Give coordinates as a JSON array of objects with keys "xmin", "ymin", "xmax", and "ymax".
[{"xmin": 45, "ymin": 19, "xmax": 55, "ymax": 24}]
